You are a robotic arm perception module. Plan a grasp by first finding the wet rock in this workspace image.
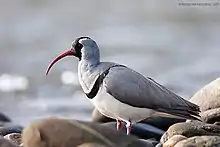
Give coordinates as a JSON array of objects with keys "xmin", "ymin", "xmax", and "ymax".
[
  {"xmin": 0, "ymin": 123, "xmax": 23, "ymax": 136},
  {"xmin": 163, "ymin": 135, "xmax": 187, "ymax": 147},
  {"xmin": 22, "ymin": 117, "xmax": 153, "ymax": 147},
  {"xmin": 160, "ymin": 121, "xmax": 220, "ymax": 144},
  {"xmin": 140, "ymin": 138, "xmax": 159, "ymax": 146},
  {"xmin": 92, "ymin": 108, "xmax": 185, "ymax": 131},
  {"xmin": 155, "ymin": 143, "xmax": 162, "ymax": 147},
  {"xmin": 0, "ymin": 113, "xmax": 11, "ymax": 122},
  {"xmin": 0, "ymin": 137, "xmax": 18, "ymax": 147},
  {"xmin": 141, "ymin": 117, "xmax": 186, "ymax": 131},
  {"xmin": 102, "ymin": 122, "xmax": 164, "ymax": 140},
  {"xmin": 174, "ymin": 136, "xmax": 220, "ymax": 147},
  {"xmin": 190, "ymin": 78, "xmax": 220, "ymax": 111},
  {"xmin": 4, "ymin": 133, "xmax": 22, "ymax": 146}
]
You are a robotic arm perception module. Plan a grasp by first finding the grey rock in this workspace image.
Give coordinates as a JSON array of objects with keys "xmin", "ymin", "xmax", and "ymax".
[
  {"xmin": 174, "ymin": 136, "xmax": 220, "ymax": 147},
  {"xmin": 160, "ymin": 121, "xmax": 220, "ymax": 144},
  {"xmin": 0, "ymin": 123, "xmax": 23, "ymax": 136}
]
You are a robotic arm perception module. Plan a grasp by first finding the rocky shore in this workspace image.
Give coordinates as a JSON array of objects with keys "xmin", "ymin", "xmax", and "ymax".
[{"xmin": 1, "ymin": 78, "xmax": 220, "ymax": 147}]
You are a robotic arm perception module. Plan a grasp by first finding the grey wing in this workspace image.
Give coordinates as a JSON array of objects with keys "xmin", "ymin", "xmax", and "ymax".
[{"xmin": 103, "ymin": 66, "xmax": 200, "ymax": 120}]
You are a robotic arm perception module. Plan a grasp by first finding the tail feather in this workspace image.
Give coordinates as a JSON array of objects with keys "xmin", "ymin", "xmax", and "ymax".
[{"xmin": 157, "ymin": 101, "xmax": 201, "ymax": 121}]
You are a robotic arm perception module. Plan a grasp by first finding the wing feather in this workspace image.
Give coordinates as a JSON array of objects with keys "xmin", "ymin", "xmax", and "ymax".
[{"xmin": 103, "ymin": 66, "xmax": 200, "ymax": 119}]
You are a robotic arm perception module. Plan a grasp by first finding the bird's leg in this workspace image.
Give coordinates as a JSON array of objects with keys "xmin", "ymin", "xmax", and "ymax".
[
  {"xmin": 126, "ymin": 120, "xmax": 132, "ymax": 135},
  {"xmin": 116, "ymin": 119, "xmax": 122, "ymax": 130}
]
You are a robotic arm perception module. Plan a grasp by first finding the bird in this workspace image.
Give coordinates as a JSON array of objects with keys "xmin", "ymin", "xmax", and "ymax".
[{"xmin": 46, "ymin": 36, "xmax": 200, "ymax": 135}]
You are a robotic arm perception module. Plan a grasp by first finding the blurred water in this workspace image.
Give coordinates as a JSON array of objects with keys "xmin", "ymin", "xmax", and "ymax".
[{"xmin": 0, "ymin": 0, "xmax": 220, "ymax": 125}]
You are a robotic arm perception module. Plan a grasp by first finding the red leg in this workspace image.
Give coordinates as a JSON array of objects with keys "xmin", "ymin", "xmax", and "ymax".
[
  {"xmin": 116, "ymin": 119, "xmax": 122, "ymax": 131},
  {"xmin": 126, "ymin": 120, "xmax": 132, "ymax": 135}
]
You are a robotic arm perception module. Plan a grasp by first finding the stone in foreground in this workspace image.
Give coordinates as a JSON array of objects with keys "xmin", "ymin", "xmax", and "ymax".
[
  {"xmin": 22, "ymin": 117, "xmax": 153, "ymax": 147},
  {"xmin": 0, "ymin": 137, "xmax": 18, "ymax": 147},
  {"xmin": 163, "ymin": 135, "xmax": 187, "ymax": 147},
  {"xmin": 175, "ymin": 136, "xmax": 220, "ymax": 147},
  {"xmin": 160, "ymin": 121, "xmax": 220, "ymax": 144}
]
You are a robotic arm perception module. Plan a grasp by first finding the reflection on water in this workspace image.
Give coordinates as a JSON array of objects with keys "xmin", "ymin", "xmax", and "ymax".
[{"xmin": 0, "ymin": 0, "xmax": 220, "ymax": 125}]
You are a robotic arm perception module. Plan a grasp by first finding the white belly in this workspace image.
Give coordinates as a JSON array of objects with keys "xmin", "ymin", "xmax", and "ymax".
[{"xmin": 90, "ymin": 85, "xmax": 155, "ymax": 123}]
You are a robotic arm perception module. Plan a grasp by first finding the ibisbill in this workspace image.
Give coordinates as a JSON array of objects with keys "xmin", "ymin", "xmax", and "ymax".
[{"xmin": 46, "ymin": 36, "xmax": 200, "ymax": 135}]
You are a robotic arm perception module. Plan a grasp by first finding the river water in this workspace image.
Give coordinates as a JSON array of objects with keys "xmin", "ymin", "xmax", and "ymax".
[{"xmin": 0, "ymin": 0, "xmax": 220, "ymax": 125}]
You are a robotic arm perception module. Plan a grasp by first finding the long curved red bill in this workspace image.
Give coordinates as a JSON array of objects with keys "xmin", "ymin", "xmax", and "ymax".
[{"xmin": 46, "ymin": 49, "xmax": 75, "ymax": 75}]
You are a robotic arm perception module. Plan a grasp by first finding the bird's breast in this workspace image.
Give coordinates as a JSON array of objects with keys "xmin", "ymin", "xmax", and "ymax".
[{"xmin": 90, "ymin": 85, "xmax": 155, "ymax": 122}]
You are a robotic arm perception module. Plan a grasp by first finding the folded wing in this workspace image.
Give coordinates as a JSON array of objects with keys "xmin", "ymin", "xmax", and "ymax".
[{"xmin": 103, "ymin": 66, "xmax": 200, "ymax": 120}]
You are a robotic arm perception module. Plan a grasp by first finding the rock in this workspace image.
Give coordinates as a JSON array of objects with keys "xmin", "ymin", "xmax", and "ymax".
[
  {"xmin": 140, "ymin": 117, "xmax": 186, "ymax": 131},
  {"xmin": 140, "ymin": 138, "xmax": 159, "ymax": 146},
  {"xmin": 92, "ymin": 108, "xmax": 185, "ymax": 131},
  {"xmin": 22, "ymin": 117, "xmax": 153, "ymax": 147},
  {"xmin": 0, "ymin": 113, "xmax": 11, "ymax": 122},
  {"xmin": 189, "ymin": 78, "xmax": 220, "ymax": 124},
  {"xmin": 163, "ymin": 135, "xmax": 187, "ymax": 147},
  {"xmin": 0, "ymin": 123, "xmax": 23, "ymax": 136},
  {"xmin": 102, "ymin": 122, "xmax": 164, "ymax": 140},
  {"xmin": 160, "ymin": 121, "xmax": 220, "ymax": 144},
  {"xmin": 77, "ymin": 143, "xmax": 108, "ymax": 147},
  {"xmin": 190, "ymin": 78, "xmax": 220, "ymax": 111},
  {"xmin": 155, "ymin": 143, "xmax": 162, "ymax": 147},
  {"xmin": 200, "ymin": 108, "xmax": 220, "ymax": 123},
  {"xmin": 0, "ymin": 137, "xmax": 18, "ymax": 147},
  {"xmin": 174, "ymin": 136, "xmax": 220, "ymax": 147},
  {"xmin": 4, "ymin": 133, "xmax": 22, "ymax": 146}
]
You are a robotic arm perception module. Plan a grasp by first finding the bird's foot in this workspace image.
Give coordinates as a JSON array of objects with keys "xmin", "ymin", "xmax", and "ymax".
[
  {"xmin": 126, "ymin": 120, "xmax": 132, "ymax": 135},
  {"xmin": 116, "ymin": 119, "xmax": 122, "ymax": 130}
]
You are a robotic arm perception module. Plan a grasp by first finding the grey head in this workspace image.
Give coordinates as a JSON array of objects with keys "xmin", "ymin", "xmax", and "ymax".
[
  {"xmin": 72, "ymin": 36, "xmax": 100, "ymax": 61},
  {"xmin": 46, "ymin": 36, "xmax": 100, "ymax": 75}
]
